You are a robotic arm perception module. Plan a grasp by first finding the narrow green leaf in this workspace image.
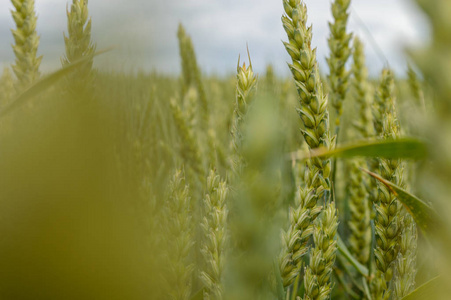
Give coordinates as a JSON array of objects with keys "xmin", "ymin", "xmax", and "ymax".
[
  {"xmin": 189, "ymin": 288, "xmax": 205, "ymax": 300},
  {"xmin": 337, "ymin": 234, "xmax": 369, "ymax": 278},
  {"xmin": 362, "ymin": 277, "xmax": 373, "ymax": 300},
  {"xmin": 0, "ymin": 47, "xmax": 113, "ymax": 118},
  {"xmin": 273, "ymin": 261, "xmax": 287, "ymax": 300},
  {"xmin": 361, "ymin": 168, "xmax": 438, "ymax": 235},
  {"xmin": 291, "ymin": 138, "xmax": 427, "ymax": 161},
  {"xmin": 400, "ymin": 276, "xmax": 441, "ymax": 300}
]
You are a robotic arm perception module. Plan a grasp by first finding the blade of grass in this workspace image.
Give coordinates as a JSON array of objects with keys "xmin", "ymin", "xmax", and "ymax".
[
  {"xmin": 361, "ymin": 168, "xmax": 437, "ymax": 235},
  {"xmin": 362, "ymin": 277, "xmax": 373, "ymax": 300},
  {"xmin": 274, "ymin": 261, "xmax": 287, "ymax": 300},
  {"xmin": 400, "ymin": 276, "xmax": 441, "ymax": 300},
  {"xmin": 0, "ymin": 47, "xmax": 113, "ymax": 118},
  {"xmin": 291, "ymin": 138, "xmax": 427, "ymax": 161},
  {"xmin": 337, "ymin": 234, "xmax": 369, "ymax": 278},
  {"xmin": 189, "ymin": 287, "xmax": 205, "ymax": 300},
  {"xmin": 333, "ymin": 266, "xmax": 361, "ymax": 299}
]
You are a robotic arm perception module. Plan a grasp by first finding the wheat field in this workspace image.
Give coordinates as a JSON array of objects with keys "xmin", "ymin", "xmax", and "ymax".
[{"xmin": 0, "ymin": 0, "xmax": 450, "ymax": 299}]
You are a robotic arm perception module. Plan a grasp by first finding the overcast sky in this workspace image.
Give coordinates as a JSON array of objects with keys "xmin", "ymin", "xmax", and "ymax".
[{"xmin": 0, "ymin": 0, "xmax": 429, "ymax": 77}]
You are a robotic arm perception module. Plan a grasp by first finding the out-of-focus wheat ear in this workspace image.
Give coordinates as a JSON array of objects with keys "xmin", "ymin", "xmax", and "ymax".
[
  {"xmin": 373, "ymin": 69, "xmax": 394, "ymax": 137},
  {"xmin": 161, "ymin": 169, "xmax": 195, "ymax": 300},
  {"xmin": 230, "ymin": 53, "xmax": 257, "ymax": 176},
  {"xmin": 411, "ymin": 0, "xmax": 451, "ymax": 290},
  {"xmin": 351, "ymin": 37, "xmax": 377, "ymax": 219},
  {"xmin": 0, "ymin": 67, "xmax": 15, "ymax": 107},
  {"xmin": 347, "ymin": 159, "xmax": 371, "ymax": 265},
  {"xmin": 200, "ymin": 169, "xmax": 228, "ymax": 300},
  {"xmin": 407, "ymin": 65, "xmax": 425, "ymax": 109},
  {"xmin": 393, "ymin": 213, "xmax": 417, "ymax": 299},
  {"xmin": 177, "ymin": 24, "xmax": 193, "ymax": 98},
  {"xmin": 370, "ymin": 69, "xmax": 416, "ymax": 300},
  {"xmin": 347, "ymin": 37, "xmax": 372, "ymax": 267},
  {"xmin": 10, "ymin": 0, "xmax": 43, "ymax": 91},
  {"xmin": 177, "ymin": 24, "xmax": 209, "ymax": 132},
  {"xmin": 169, "ymin": 98, "xmax": 204, "ymax": 186},
  {"xmin": 61, "ymin": 0, "xmax": 96, "ymax": 94},
  {"xmin": 351, "ymin": 37, "xmax": 374, "ymax": 139},
  {"xmin": 327, "ymin": 0, "xmax": 352, "ymax": 127}
]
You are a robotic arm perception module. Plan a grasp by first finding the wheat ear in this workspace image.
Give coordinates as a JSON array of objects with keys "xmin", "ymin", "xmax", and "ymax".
[
  {"xmin": 371, "ymin": 69, "xmax": 405, "ymax": 299},
  {"xmin": 200, "ymin": 169, "xmax": 228, "ymax": 300},
  {"xmin": 10, "ymin": 0, "xmax": 42, "ymax": 90},
  {"xmin": 230, "ymin": 53, "xmax": 257, "ymax": 175},
  {"xmin": 0, "ymin": 67, "xmax": 15, "ymax": 107},
  {"xmin": 163, "ymin": 169, "xmax": 195, "ymax": 300},
  {"xmin": 62, "ymin": 0, "xmax": 96, "ymax": 94},
  {"xmin": 281, "ymin": 1, "xmax": 337, "ymax": 297},
  {"xmin": 327, "ymin": 0, "xmax": 352, "ymax": 126}
]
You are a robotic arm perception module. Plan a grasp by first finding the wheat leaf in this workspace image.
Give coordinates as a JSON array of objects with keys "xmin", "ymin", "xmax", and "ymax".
[
  {"xmin": 291, "ymin": 138, "xmax": 427, "ymax": 161},
  {"xmin": 400, "ymin": 276, "xmax": 441, "ymax": 300},
  {"xmin": 361, "ymin": 168, "xmax": 437, "ymax": 235},
  {"xmin": 337, "ymin": 234, "xmax": 369, "ymax": 278},
  {"xmin": 189, "ymin": 288, "xmax": 205, "ymax": 300}
]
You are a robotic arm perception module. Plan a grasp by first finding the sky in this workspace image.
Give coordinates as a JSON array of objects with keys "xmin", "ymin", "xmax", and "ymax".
[{"xmin": 0, "ymin": 0, "xmax": 430, "ymax": 77}]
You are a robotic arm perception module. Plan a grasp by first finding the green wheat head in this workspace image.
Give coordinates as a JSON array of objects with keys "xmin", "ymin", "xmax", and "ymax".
[
  {"xmin": 62, "ymin": 0, "xmax": 96, "ymax": 93},
  {"xmin": 0, "ymin": 67, "xmax": 15, "ymax": 107},
  {"xmin": 200, "ymin": 169, "xmax": 228, "ymax": 300},
  {"xmin": 327, "ymin": 0, "xmax": 352, "ymax": 125},
  {"xmin": 346, "ymin": 36, "xmax": 373, "ymax": 266},
  {"xmin": 371, "ymin": 69, "xmax": 417, "ymax": 300},
  {"xmin": 373, "ymin": 69, "xmax": 394, "ymax": 137},
  {"xmin": 347, "ymin": 158, "xmax": 371, "ymax": 265},
  {"xmin": 231, "ymin": 56, "xmax": 257, "ymax": 175},
  {"xmin": 282, "ymin": 0, "xmax": 334, "ymax": 184},
  {"xmin": 177, "ymin": 24, "xmax": 209, "ymax": 132},
  {"xmin": 10, "ymin": 0, "xmax": 42, "ymax": 90},
  {"xmin": 169, "ymin": 98, "xmax": 204, "ymax": 185},
  {"xmin": 351, "ymin": 37, "xmax": 374, "ymax": 138},
  {"xmin": 393, "ymin": 212, "xmax": 417, "ymax": 298},
  {"xmin": 162, "ymin": 169, "xmax": 195, "ymax": 300},
  {"xmin": 178, "ymin": 24, "xmax": 194, "ymax": 97},
  {"xmin": 281, "ymin": 1, "xmax": 337, "ymax": 297},
  {"xmin": 279, "ymin": 172, "xmax": 322, "ymax": 287}
]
